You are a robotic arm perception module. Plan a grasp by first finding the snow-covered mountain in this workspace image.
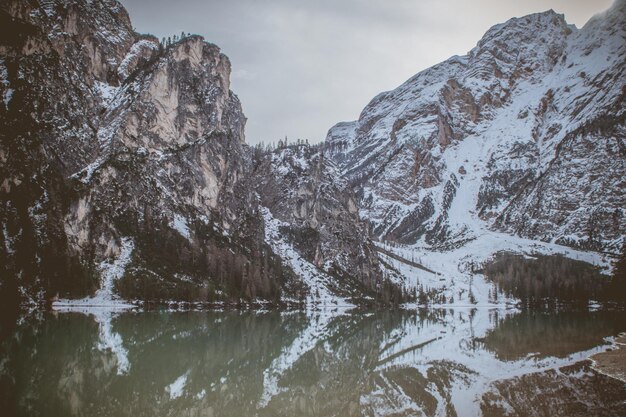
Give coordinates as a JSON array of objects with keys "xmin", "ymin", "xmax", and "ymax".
[
  {"xmin": 0, "ymin": 0, "xmax": 624, "ymax": 310},
  {"xmin": 325, "ymin": 1, "xmax": 625, "ymax": 302}
]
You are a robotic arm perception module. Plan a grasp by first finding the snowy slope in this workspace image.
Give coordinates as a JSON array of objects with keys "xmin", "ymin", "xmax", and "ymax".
[{"xmin": 261, "ymin": 207, "xmax": 352, "ymax": 307}]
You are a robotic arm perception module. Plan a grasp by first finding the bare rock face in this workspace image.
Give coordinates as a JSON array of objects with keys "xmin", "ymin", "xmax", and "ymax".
[
  {"xmin": 326, "ymin": 3, "xmax": 626, "ymax": 253},
  {"xmin": 0, "ymin": 0, "xmax": 144, "ymax": 306},
  {"xmin": 0, "ymin": 0, "xmax": 278, "ymax": 305},
  {"xmin": 252, "ymin": 144, "xmax": 391, "ymax": 302}
]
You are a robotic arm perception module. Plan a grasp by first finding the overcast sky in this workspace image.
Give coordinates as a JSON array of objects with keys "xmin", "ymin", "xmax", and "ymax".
[{"xmin": 121, "ymin": 0, "xmax": 613, "ymax": 144}]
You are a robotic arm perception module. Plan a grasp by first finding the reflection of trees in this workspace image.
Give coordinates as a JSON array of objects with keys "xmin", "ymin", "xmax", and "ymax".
[
  {"xmin": 0, "ymin": 310, "xmax": 417, "ymax": 417},
  {"xmin": 479, "ymin": 310, "xmax": 625, "ymax": 361},
  {"xmin": 482, "ymin": 253, "xmax": 609, "ymax": 304},
  {"xmin": 0, "ymin": 313, "xmax": 106, "ymax": 417},
  {"xmin": 103, "ymin": 311, "xmax": 305, "ymax": 417},
  {"xmin": 0, "ymin": 312, "xmax": 304, "ymax": 417}
]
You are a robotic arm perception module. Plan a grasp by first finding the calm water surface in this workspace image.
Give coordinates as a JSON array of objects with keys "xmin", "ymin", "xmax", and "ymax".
[{"xmin": 0, "ymin": 308, "xmax": 624, "ymax": 417}]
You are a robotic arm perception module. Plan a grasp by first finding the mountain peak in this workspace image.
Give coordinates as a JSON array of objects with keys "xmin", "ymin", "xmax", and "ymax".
[
  {"xmin": 473, "ymin": 9, "xmax": 570, "ymax": 55},
  {"xmin": 582, "ymin": 0, "xmax": 626, "ymax": 31}
]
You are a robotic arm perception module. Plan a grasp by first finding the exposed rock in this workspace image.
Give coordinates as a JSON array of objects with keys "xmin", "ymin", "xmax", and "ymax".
[{"xmin": 1, "ymin": 0, "xmax": 624, "ymax": 309}]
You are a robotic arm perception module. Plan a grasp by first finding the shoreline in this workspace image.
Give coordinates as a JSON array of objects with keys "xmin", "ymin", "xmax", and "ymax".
[
  {"xmin": 18, "ymin": 299, "xmax": 626, "ymax": 314},
  {"xmin": 589, "ymin": 333, "xmax": 626, "ymax": 383}
]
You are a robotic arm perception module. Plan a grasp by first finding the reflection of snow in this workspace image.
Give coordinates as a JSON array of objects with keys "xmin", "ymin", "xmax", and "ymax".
[
  {"xmin": 361, "ymin": 308, "xmax": 612, "ymax": 417},
  {"xmin": 50, "ymin": 238, "xmax": 135, "ymax": 375},
  {"xmin": 167, "ymin": 372, "xmax": 189, "ymax": 399},
  {"xmin": 259, "ymin": 310, "xmax": 344, "ymax": 407},
  {"xmin": 93, "ymin": 310, "xmax": 130, "ymax": 375},
  {"xmin": 53, "ymin": 237, "xmax": 135, "ymax": 310}
]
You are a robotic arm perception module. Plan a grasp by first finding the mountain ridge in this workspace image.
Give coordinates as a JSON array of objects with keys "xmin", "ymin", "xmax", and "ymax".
[{"xmin": 1, "ymin": 0, "xmax": 623, "ymax": 311}]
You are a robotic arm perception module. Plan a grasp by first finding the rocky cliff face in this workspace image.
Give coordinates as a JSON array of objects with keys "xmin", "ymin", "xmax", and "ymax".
[
  {"xmin": 326, "ymin": 2, "xmax": 625, "ymax": 255},
  {"xmin": 252, "ymin": 144, "xmax": 396, "ymax": 304},
  {"xmin": 0, "ymin": 0, "xmax": 392, "ymax": 309}
]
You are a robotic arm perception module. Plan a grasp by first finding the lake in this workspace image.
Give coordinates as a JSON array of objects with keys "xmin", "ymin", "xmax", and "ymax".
[{"xmin": 0, "ymin": 308, "xmax": 624, "ymax": 417}]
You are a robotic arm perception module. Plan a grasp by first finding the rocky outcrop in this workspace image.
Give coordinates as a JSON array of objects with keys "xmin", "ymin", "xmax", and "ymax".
[
  {"xmin": 325, "ymin": 2, "xmax": 625, "ymax": 254},
  {"xmin": 0, "ymin": 0, "xmax": 279, "ymax": 306},
  {"xmin": 252, "ymin": 144, "xmax": 393, "ymax": 303}
]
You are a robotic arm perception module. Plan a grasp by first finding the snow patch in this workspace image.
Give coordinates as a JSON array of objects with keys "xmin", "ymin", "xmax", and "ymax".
[
  {"xmin": 380, "ymin": 227, "xmax": 611, "ymax": 306},
  {"xmin": 70, "ymin": 156, "xmax": 107, "ymax": 183},
  {"xmin": 53, "ymin": 237, "xmax": 135, "ymax": 309},
  {"xmin": 260, "ymin": 207, "xmax": 351, "ymax": 307},
  {"xmin": 170, "ymin": 214, "xmax": 192, "ymax": 242},
  {"xmin": 167, "ymin": 372, "xmax": 189, "ymax": 399},
  {"xmin": 118, "ymin": 39, "xmax": 158, "ymax": 79},
  {"xmin": 94, "ymin": 80, "xmax": 119, "ymax": 107}
]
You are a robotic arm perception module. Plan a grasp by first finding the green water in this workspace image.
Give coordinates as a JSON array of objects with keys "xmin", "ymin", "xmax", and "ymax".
[{"xmin": 0, "ymin": 309, "xmax": 624, "ymax": 417}]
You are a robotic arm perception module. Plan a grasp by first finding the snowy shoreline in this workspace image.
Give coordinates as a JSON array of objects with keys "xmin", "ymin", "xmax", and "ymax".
[{"xmin": 33, "ymin": 299, "xmax": 622, "ymax": 315}]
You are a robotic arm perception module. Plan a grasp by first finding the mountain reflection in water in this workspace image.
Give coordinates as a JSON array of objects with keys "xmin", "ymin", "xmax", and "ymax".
[{"xmin": 0, "ymin": 308, "xmax": 624, "ymax": 417}]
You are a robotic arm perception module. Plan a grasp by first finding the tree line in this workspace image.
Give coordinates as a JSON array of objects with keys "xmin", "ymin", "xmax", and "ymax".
[
  {"xmin": 160, "ymin": 32, "xmax": 194, "ymax": 47},
  {"xmin": 481, "ymin": 251, "xmax": 624, "ymax": 307}
]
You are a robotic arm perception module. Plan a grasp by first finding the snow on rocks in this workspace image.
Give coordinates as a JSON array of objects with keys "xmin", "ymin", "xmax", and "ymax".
[
  {"xmin": 94, "ymin": 80, "xmax": 120, "ymax": 107},
  {"xmin": 170, "ymin": 213, "xmax": 192, "ymax": 242},
  {"xmin": 117, "ymin": 39, "xmax": 159, "ymax": 80},
  {"xmin": 324, "ymin": 1, "xmax": 625, "ymax": 305},
  {"xmin": 53, "ymin": 237, "xmax": 136, "ymax": 310},
  {"xmin": 70, "ymin": 156, "xmax": 107, "ymax": 183},
  {"xmin": 260, "ymin": 207, "xmax": 352, "ymax": 308}
]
